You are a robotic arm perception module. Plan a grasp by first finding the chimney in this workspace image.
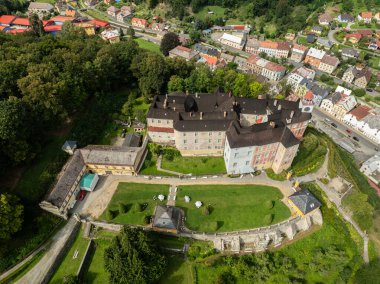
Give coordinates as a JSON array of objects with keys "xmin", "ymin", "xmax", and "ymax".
[
  {"xmin": 274, "ymin": 100, "xmax": 277, "ymax": 106},
  {"xmin": 200, "ymin": 112, "xmax": 203, "ymax": 120},
  {"xmin": 278, "ymin": 104, "xmax": 282, "ymax": 111},
  {"xmin": 195, "ymin": 92, "xmax": 199, "ymax": 98},
  {"xmin": 224, "ymin": 111, "xmax": 227, "ymax": 118},
  {"xmin": 269, "ymin": 121, "xmax": 276, "ymax": 128},
  {"xmin": 173, "ymin": 99, "xmax": 176, "ymax": 103},
  {"xmin": 290, "ymin": 110, "xmax": 294, "ymax": 118}
]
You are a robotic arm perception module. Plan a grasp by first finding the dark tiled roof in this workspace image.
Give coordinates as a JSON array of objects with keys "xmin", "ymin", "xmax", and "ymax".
[
  {"xmin": 226, "ymin": 120, "xmax": 300, "ymax": 148},
  {"xmin": 123, "ymin": 133, "xmax": 141, "ymax": 147},
  {"xmin": 62, "ymin": 140, "xmax": 77, "ymax": 151},
  {"xmin": 153, "ymin": 205, "xmax": 182, "ymax": 230},
  {"xmin": 194, "ymin": 43, "xmax": 219, "ymax": 57},
  {"xmin": 289, "ymin": 188, "xmax": 321, "ymax": 215}
]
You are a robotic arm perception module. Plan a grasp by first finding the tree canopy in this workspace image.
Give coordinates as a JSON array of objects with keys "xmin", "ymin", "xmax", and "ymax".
[
  {"xmin": 160, "ymin": 32, "xmax": 180, "ymax": 56},
  {"xmin": 0, "ymin": 193, "xmax": 24, "ymax": 240},
  {"xmin": 104, "ymin": 227, "xmax": 167, "ymax": 284}
]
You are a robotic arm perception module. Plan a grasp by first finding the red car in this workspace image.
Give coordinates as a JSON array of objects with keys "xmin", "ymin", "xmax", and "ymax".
[
  {"xmin": 346, "ymin": 129, "xmax": 352, "ymax": 134},
  {"xmin": 78, "ymin": 190, "xmax": 87, "ymax": 201}
]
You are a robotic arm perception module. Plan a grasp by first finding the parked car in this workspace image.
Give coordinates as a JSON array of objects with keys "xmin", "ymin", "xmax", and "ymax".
[
  {"xmin": 346, "ymin": 129, "xmax": 352, "ymax": 134},
  {"xmin": 366, "ymin": 88, "xmax": 373, "ymax": 92},
  {"xmin": 331, "ymin": 123, "xmax": 337, "ymax": 128},
  {"xmin": 353, "ymin": 136, "xmax": 359, "ymax": 142},
  {"xmin": 324, "ymin": 118, "xmax": 331, "ymax": 123},
  {"xmin": 78, "ymin": 190, "xmax": 87, "ymax": 201}
]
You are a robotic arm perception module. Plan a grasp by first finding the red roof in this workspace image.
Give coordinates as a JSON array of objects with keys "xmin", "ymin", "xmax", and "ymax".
[
  {"xmin": 131, "ymin": 17, "xmax": 148, "ymax": 26},
  {"xmin": 357, "ymin": 29, "xmax": 373, "ymax": 37},
  {"xmin": 50, "ymin": 16, "xmax": 74, "ymax": 23},
  {"xmin": 0, "ymin": 26, "xmax": 5, "ymax": 31},
  {"xmin": 12, "ymin": 17, "xmax": 30, "ymax": 26},
  {"xmin": 6, "ymin": 28, "xmax": 30, "ymax": 34},
  {"xmin": 265, "ymin": 61, "xmax": 286, "ymax": 72},
  {"xmin": 360, "ymin": 12, "xmax": 372, "ymax": 19},
  {"xmin": 42, "ymin": 20, "xmax": 53, "ymax": 26},
  {"xmin": 345, "ymin": 33, "xmax": 362, "ymax": 40},
  {"xmin": 0, "ymin": 15, "xmax": 16, "ymax": 25},
  {"xmin": 233, "ymin": 25, "xmax": 245, "ymax": 30},
  {"xmin": 89, "ymin": 19, "xmax": 110, "ymax": 27},
  {"xmin": 349, "ymin": 105, "xmax": 372, "ymax": 120},
  {"xmin": 44, "ymin": 25, "xmax": 62, "ymax": 32},
  {"xmin": 176, "ymin": 45, "xmax": 192, "ymax": 53},
  {"xmin": 304, "ymin": 91, "xmax": 314, "ymax": 100},
  {"xmin": 147, "ymin": 126, "xmax": 174, "ymax": 133},
  {"xmin": 203, "ymin": 54, "xmax": 218, "ymax": 65}
]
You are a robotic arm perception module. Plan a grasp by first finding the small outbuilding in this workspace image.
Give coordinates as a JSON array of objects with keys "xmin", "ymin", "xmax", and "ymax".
[
  {"xmin": 133, "ymin": 121, "xmax": 146, "ymax": 132},
  {"xmin": 152, "ymin": 205, "xmax": 183, "ymax": 233},
  {"xmin": 62, "ymin": 140, "xmax": 77, "ymax": 155},
  {"xmin": 288, "ymin": 188, "xmax": 321, "ymax": 217},
  {"xmin": 80, "ymin": 173, "xmax": 99, "ymax": 192}
]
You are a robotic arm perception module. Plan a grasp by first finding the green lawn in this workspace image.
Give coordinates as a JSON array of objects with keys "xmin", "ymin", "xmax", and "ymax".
[
  {"xmin": 100, "ymin": 183, "xmax": 169, "ymax": 224},
  {"xmin": 369, "ymin": 56, "xmax": 380, "ymax": 70},
  {"xmin": 194, "ymin": 5, "xmax": 225, "ymax": 20},
  {"xmin": 50, "ymin": 227, "xmax": 90, "ymax": 284},
  {"xmin": 139, "ymin": 145, "xmax": 175, "ymax": 176},
  {"xmin": 176, "ymin": 184, "xmax": 290, "ymax": 232},
  {"xmin": 134, "ymin": 38, "xmax": 162, "ymax": 55},
  {"xmin": 297, "ymin": 36, "xmax": 308, "ymax": 45},
  {"xmin": 159, "ymin": 256, "xmax": 194, "ymax": 284},
  {"xmin": 85, "ymin": 9, "xmax": 109, "ymax": 21},
  {"xmin": 161, "ymin": 155, "xmax": 226, "ymax": 175}
]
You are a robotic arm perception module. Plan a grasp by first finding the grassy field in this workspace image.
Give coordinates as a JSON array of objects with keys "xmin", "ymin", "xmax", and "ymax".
[
  {"xmin": 159, "ymin": 256, "xmax": 194, "ymax": 284},
  {"xmin": 100, "ymin": 183, "xmax": 169, "ymax": 224},
  {"xmin": 50, "ymin": 228, "xmax": 90, "ymax": 284},
  {"xmin": 85, "ymin": 9, "xmax": 109, "ymax": 21},
  {"xmin": 369, "ymin": 56, "xmax": 380, "ymax": 70},
  {"xmin": 194, "ymin": 6, "xmax": 225, "ymax": 20},
  {"xmin": 161, "ymin": 155, "xmax": 226, "ymax": 175},
  {"xmin": 135, "ymin": 38, "xmax": 162, "ymax": 54},
  {"xmin": 139, "ymin": 145, "xmax": 175, "ymax": 176},
  {"xmin": 176, "ymin": 184, "xmax": 290, "ymax": 232},
  {"xmin": 84, "ymin": 230, "xmax": 117, "ymax": 284}
]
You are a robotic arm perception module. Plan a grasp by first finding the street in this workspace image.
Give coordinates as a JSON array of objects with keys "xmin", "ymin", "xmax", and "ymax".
[{"xmin": 311, "ymin": 107, "xmax": 377, "ymax": 164}]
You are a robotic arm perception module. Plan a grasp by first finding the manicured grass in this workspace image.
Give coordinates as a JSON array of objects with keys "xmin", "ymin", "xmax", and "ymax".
[
  {"xmin": 84, "ymin": 230, "xmax": 118, "ymax": 284},
  {"xmin": 140, "ymin": 145, "xmax": 175, "ymax": 176},
  {"xmin": 194, "ymin": 5, "xmax": 225, "ymax": 20},
  {"xmin": 85, "ymin": 9, "xmax": 109, "ymax": 21},
  {"xmin": 369, "ymin": 56, "xmax": 380, "ymax": 70},
  {"xmin": 135, "ymin": 38, "xmax": 162, "ymax": 54},
  {"xmin": 50, "ymin": 227, "xmax": 90, "ymax": 284},
  {"xmin": 100, "ymin": 183, "xmax": 170, "ymax": 224},
  {"xmin": 291, "ymin": 132, "xmax": 327, "ymax": 176},
  {"xmin": 159, "ymin": 256, "xmax": 194, "ymax": 284},
  {"xmin": 176, "ymin": 184, "xmax": 290, "ymax": 232},
  {"xmin": 161, "ymin": 155, "xmax": 226, "ymax": 175}
]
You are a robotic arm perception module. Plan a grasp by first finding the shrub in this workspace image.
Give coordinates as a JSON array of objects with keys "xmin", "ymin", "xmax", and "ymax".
[
  {"xmin": 201, "ymin": 157, "xmax": 208, "ymax": 163},
  {"xmin": 144, "ymin": 215, "xmax": 151, "ymax": 225},
  {"xmin": 203, "ymin": 206, "xmax": 210, "ymax": 216},
  {"xmin": 264, "ymin": 214, "xmax": 274, "ymax": 225},
  {"xmin": 119, "ymin": 203, "xmax": 127, "ymax": 214},
  {"xmin": 107, "ymin": 209, "xmax": 116, "ymax": 220},
  {"xmin": 319, "ymin": 178, "xmax": 329, "ymax": 184},
  {"xmin": 133, "ymin": 203, "xmax": 143, "ymax": 213},
  {"xmin": 265, "ymin": 200, "xmax": 274, "ymax": 209}
]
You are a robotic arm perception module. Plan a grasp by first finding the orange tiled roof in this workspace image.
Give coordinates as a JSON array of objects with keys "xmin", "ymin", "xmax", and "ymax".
[
  {"xmin": 50, "ymin": 16, "xmax": 74, "ymax": 22},
  {"xmin": 304, "ymin": 91, "xmax": 314, "ymax": 100},
  {"xmin": 0, "ymin": 15, "xmax": 16, "ymax": 25},
  {"xmin": 6, "ymin": 28, "xmax": 30, "ymax": 34},
  {"xmin": 12, "ymin": 17, "xmax": 30, "ymax": 26},
  {"xmin": 360, "ymin": 12, "xmax": 372, "ymax": 19},
  {"xmin": 203, "ymin": 54, "xmax": 218, "ymax": 65},
  {"xmin": 176, "ymin": 45, "xmax": 192, "ymax": 52},
  {"xmin": 260, "ymin": 40, "xmax": 278, "ymax": 49}
]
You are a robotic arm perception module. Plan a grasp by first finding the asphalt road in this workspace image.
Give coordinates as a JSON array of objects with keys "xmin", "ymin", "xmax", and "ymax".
[{"xmin": 311, "ymin": 107, "xmax": 377, "ymax": 164}]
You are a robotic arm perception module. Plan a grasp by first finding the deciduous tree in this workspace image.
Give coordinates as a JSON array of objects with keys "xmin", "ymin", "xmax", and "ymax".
[
  {"xmin": 160, "ymin": 32, "xmax": 180, "ymax": 56},
  {"xmin": 0, "ymin": 193, "xmax": 24, "ymax": 240}
]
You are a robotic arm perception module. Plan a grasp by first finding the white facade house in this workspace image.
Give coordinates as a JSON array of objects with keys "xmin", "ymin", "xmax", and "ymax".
[
  {"xmin": 360, "ymin": 152, "xmax": 380, "ymax": 184},
  {"xmin": 219, "ymin": 33, "xmax": 245, "ymax": 50},
  {"xmin": 320, "ymin": 86, "xmax": 356, "ymax": 120}
]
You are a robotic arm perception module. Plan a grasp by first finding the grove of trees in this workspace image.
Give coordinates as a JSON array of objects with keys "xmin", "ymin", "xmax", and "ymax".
[{"xmin": 104, "ymin": 227, "xmax": 167, "ymax": 283}]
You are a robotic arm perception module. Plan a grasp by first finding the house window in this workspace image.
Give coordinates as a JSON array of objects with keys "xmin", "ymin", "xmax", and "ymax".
[
  {"xmin": 208, "ymin": 146, "xmax": 211, "ymax": 149},
  {"xmin": 248, "ymin": 151, "xmax": 252, "ymax": 155},
  {"xmin": 234, "ymin": 153, "xmax": 238, "ymax": 158},
  {"xmin": 245, "ymin": 161, "xmax": 249, "ymax": 165},
  {"xmin": 183, "ymin": 133, "xmax": 186, "ymax": 136},
  {"xmin": 209, "ymin": 139, "xmax": 211, "ymax": 143},
  {"xmin": 195, "ymin": 139, "xmax": 198, "ymax": 143},
  {"xmin": 218, "ymin": 139, "xmax": 221, "ymax": 143},
  {"xmin": 184, "ymin": 140, "xmax": 187, "ymax": 144},
  {"xmin": 158, "ymin": 120, "xmax": 161, "ymax": 123},
  {"xmin": 218, "ymin": 132, "xmax": 222, "ymax": 136},
  {"xmin": 209, "ymin": 132, "xmax": 212, "ymax": 136},
  {"xmin": 195, "ymin": 132, "xmax": 198, "ymax": 136},
  {"xmin": 233, "ymin": 162, "xmax": 237, "ymax": 167}
]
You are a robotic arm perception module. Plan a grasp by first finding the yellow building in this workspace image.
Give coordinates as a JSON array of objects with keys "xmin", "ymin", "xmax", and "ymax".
[{"xmin": 288, "ymin": 188, "xmax": 322, "ymax": 217}]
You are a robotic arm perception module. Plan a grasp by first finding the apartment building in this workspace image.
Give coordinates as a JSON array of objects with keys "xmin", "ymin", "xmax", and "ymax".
[
  {"xmin": 290, "ymin": 44, "xmax": 309, "ymax": 62},
  {"xmin": 304, "ymin": 47, "xmax": 326, "ymax": 68},
  {"xmin": 219, "ymin": 33, "xmax": 246, "ymax": 50},
  {"xmin": 320, "ymin": 87, "xmax": 357, "ymax": 120},
  {"xmin": 245, "ymin": 39, "xmax": 290, "ymax": 58},
  {"xmin": 246, "ymin": 54, "xmax": 286, "ymax": 81}
]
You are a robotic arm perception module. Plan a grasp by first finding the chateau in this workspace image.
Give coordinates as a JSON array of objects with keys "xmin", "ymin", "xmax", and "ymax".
[{"xmin": 147, "ymin": 91, "xmax": 311, "ymax": 174}]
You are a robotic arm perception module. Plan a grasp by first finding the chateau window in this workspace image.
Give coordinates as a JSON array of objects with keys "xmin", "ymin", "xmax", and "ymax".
[
  {"xmin": 248, "ymin": 151, "xmax": 252, "ymax": 155},
  {"xmin": 234, "ymin": 153, "xmax": 238, "ymax": 158},
  {"xmin": 245, "ymin": 161, "xmax": 249, "ymax": 165},
  {"xmin": 195, "ymin": 139, "xmax": 198, "ymax": 143},
  {"xmin": 233, "ymin": 163, "xmax": 237, "ymax": 167},
  {"xmin": 209, "ymin": 132, "xmax": 212, "ymax": 136},
  {"xmin": 158, "ymin": 120, "xmax": 161, "ymax": 123},
  {"xmin": 208, "ymin": 146, "xmax": 211, "ymax": 149},
  {"xmin": 209, "ymin": 139, "xmax": 211, "ymax": 143},
  {"xmin": 195, "ymin": 132, "xmax": 198, "ymax": 136},
  {"xmin": 183, "ymin": 133, "xmax": 186, "ymax": 136},
  {"xmin": 184, "ymin": 140, "xmax": 187, "ymax": 144}
]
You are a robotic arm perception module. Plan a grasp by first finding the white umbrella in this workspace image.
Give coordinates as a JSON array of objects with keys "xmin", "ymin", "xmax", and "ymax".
[
  {"xmin": 158, "ymin": 194, "xmax": 165, "ymax": 201},
  {"xmin": 195, "ymin": 201, "xmax": 202, "ymax": 208},
  {"xmin": 184, "ymin": 195, "xmax": 190, "ymax": 203}
]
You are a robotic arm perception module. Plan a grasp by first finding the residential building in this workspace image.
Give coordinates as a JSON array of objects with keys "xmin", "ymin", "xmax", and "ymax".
[
  {"xmin": 100, "ymin": 28, "xmax": 120, "ymax": 43},
  {"xmin": 296, "ymin": 78, "xmax": 330, "ymax": 106},
  {"xmin": 344, "ymin": 33, "xmax": 362, "ymax": 44},
  {"xmin": 117, "ymin": 12, "xmax": 130, "ymax": 23},
  {"xmin": 306, "ymin": 33, "xmax": 316, "ymax": 43},
  {"xmin": 245, "ymin": 37, "xmax": 260, "ymax": 54},
  {"xmin": 85, "ymin": 0, "xmax": 98, "ymax": 5},
  {"xmin": 74, "ymin": 21, "xmax": 96, "ymax": 35},
  {"xmin": 246, "ymin": 54, "xmax": 286, "ymax": 81},
  {"xmin": 357, "ymin": 29, "xmax": 373, "ymax": 38},
  {"xmin": 219, "ymin": 33, "xmax": 246, "ymax": 50},
  {"xmin": 319, "ymin": 54, "xmax": 340, "ymax": 74},
  {"xmin": 131, "ymin": 17, "xmax": 148, "ymax": 29},
  {"xmin": 194, "ymin": 43, "xmax": 219, "ymax": 58},
  {"xmin": 317, "ymin": 37, "xmax": 334, "ymax": 49},
  {"xmin": 168, "ymin": 46, "xmax": 199, "ymax": 61},
  {"xmin": 219, "ymin": 52, "xmax": 235, "ymax": 65},
  {"xmin": 360, "ymin": 152, "xmax": 380, "ymax": 185},
  {"xmin": 199, "ymin": 54, "xmax": 218, "ymax": 71},
  {"xmin": 40, "ymin": 138, "xmax": 148, "ymax": 219},
  {"xmin": 342, "ymin": 65, "xmax": 372, "ymax": 88},
  {"xmin": 65, "ymin": 8, "xmax": 76, "ymax": 17},
  {"xmin": 311, "ymin": 25, "xmax": 323, "ymax": 35},
  {"xmin": 28, "ymin": 2, "xmax": 54, "ymax": 19},
  {"xmin": 288, "ymin": 188, "xmax": 322, "ymax": 217},
  {"xmin": 50, "ymin": 16, "xmax": 74, "ymax": 25},
  {"xmin": 150, "ymin": 22, "xmax": 165, "ymax": 32},
  {"xmin": 233, "ymin": 56, "xmax": 248, "ymax": 71},
  {"xmin": 336, "ymin": 13, "xmax": 355, "ymax": 23},
  {"xmin": 211, "ymin": 25, "xmax": 251, "ymax": 34},
  {"xmin": 245, "ymin": 40, "xmax": 290, "ymax": 59},
  {"xmin": 120, "ymin": 5, "xmax": 132, "ymax": 15},
  {"xmin": 304, "ymin": 47, "xmax": 326, "ymax": 68},
  {"xmin": 107, "ymin": 6, "xmax": 120, "ymax": 17},
  {"xmin": 285, "ymin": 33, "xmax": 295, "ymax": 41},
  {"xmin": 341, "ymin": 48, "xmax": 359, "ymax": 59},
  {"xmin": 11, "ymin": 17, "xmax": 30, "ymax": 28},
  {"xmin": 287, "ymin": 67, "xmax": 316, "ymax": 93},
  {"xmin": 0, "ymin": 15, "xmax": 16, "ymax": 26},
  {"xmin": 368, "ymin": 38, "xmax": 380, "ymax": 50},
  {"xmin": 320, "ymin": 87, "xmax": 357, "ymax": 120},
  {"xmin": 375, "ymin": 12, "xmax": 380, "ymax": 23},
  {"xmin": 345, "ymin": 106, "xmax": 380, "ymax": 144},
  {"xmin": 318, "ymin": 13, "xmax": 333, "ymax": 26},
  {"xmin": 290, "ymin": 44, "xmax": 308, "ymax": 62},
  {"xmin": 178, "ymin": 34, "xmax": 190, "ymax": 45},
  {"xmin": 358, "ymin": 12, "xmax": 373, "ymax": 23},
  {"xmin": 157, "ymin": 30, "xmax": 168, "ymax": 40}
]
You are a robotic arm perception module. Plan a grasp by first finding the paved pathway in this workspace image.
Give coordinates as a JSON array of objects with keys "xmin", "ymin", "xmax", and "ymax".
[
  {"xmin": 16, "ymin": 218, "xmax": 80, "ymax": 284},
  {"xmin": 167, "ymin": 185, "xmax": 177, "ymax": 206}
]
